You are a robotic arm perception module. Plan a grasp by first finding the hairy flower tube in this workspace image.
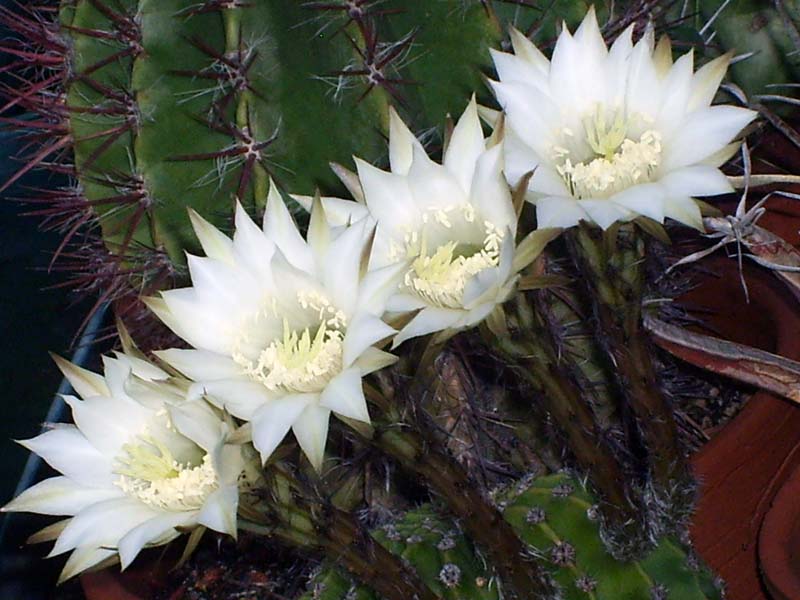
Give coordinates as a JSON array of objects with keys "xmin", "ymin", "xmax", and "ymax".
[
  {"xmin": 294, "ymin": 98, "xmax": 547, "ymax": 347},
  {"xmin": 148, "ymin": 194, "xmax": 400, "ymax": 470},
  {"xmin": 490, "ymin": 7, "xmax": 757, "ymax": 229},
  {"xmin": 2, "ymin": 353, "xmax": 242, "ymax": 582}
]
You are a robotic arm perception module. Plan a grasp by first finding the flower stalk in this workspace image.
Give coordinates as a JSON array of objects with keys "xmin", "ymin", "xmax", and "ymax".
[
  {"xmin": 364, "ymin": 374, "xmax": 555, "ymax": 600},
  {"xmin": 492, "ymin": 291, "xmax": 648, "ymax": 556},
  {"xmin": 243, "ymin": 463, "xmax": 442, "ymax": 600},
  {"xmin": 565, "ymin": 223, "xmax": 693, "ymax": 527}
]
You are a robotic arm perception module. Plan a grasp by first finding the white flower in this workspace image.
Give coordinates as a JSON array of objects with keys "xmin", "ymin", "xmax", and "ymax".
[
  {"xmin": 2, "ymin": 353, "xmax": 242, "ymax": 582},
  {"xmin": 294, "ymin": 99, "xmax": 543, "ymax": 347},
  {"xmin": 148, "ymin": 194, "xmax": 400, "ymax": 470},
  {"xmin": 490, "ymin": 8, "xmax": 757, "ymax": 230}
]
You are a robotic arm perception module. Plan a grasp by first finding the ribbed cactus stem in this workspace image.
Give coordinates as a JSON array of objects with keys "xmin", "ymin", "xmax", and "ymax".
[
  {"xmin": 565, "ymin": 223, "xmax": 691, "ymax": 527},
  {"xmin": 370, "ymin": 416, "xmax": 555, "ymax": 600},
  {"xmin": 258, "ymin": 464, "xmax": 442, "ymax": 600},
  {"xmin": 495, "ymin": 292, "xmax": 647, "ymax": 556}
]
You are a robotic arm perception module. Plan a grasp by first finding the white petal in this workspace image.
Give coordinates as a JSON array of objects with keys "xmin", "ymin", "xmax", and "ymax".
[
  {"xmin": 491, "ymin": 48, "xmax": 548, "ymax": 90},
  {"xmin": 659, "ymin": 165, "xmax": 734, "ymax": 198},
  {"xmin": 609, "ymin": 183, "xmax": 667, "ymax": 223},
  {"xmin": 407, "ymin": 144, "xmax": 467, "ymax": 210},
  {"xmin": 508, "ymin": 26, "xmax": 549, "ymax": 72},
  {"xmin": 320, "ymin": 368, "xmax": 370, "ymax": 422},
  {"xmin": 264, "ymin": 181, "xmax": 314, "ymax": 273},
  {"xmin": 324, "ymin": 219, "xmax": 368, "ymax": 315},
  {"xmin": 535, "ymin": 196, "xmax": 587, "ymax": 228},
  {"xmin": 689, "ymin": 52, "xmax": 732, "ymax": 111},
  {"xmin": 51, "ymin": 355, "xmax": 109, "ymax": 400},
  {"xmin": 663, "ymin": 196, "xmax": 703, "ymax": 230},
  {"xmin": 656, "ymin": 51, "xmax": 694, "ymax": 133},
  {"xmin": 355, "ymin": 158, "xmax": 418, "ymax": 228},
  {"xmin": 3, "ymin": 476, "xmax": 120, "ymax": 516},
  {"xmin": 662, "ymin": 106, "xmax": 756, "ymax": 171},
  {"xmin": 64, "ymin": 394, "xmax": 148, "ymax": 457},
  {"xmin": 51, "ymin": 497, "xmax": 159, "ymax": 557},
  {"xmin": 233, "ymin": 201, "xmax": 276, "ymax": 284},
  {"xmin": 389, "ymin": 106, "xmax": 424, "ymax": 175},
  {"xmin": 356, "ymin": 261, "xmax": 406, "ymax": 315},
  {"xmin": 444, "ymin": 96, "xmax": 486, "ymax": 193},
  {"xmin": 190, "ymin": 379, "xmax": 272, "ymax": 421},
  {"xmin": 386, "ymin": 292, "xmax": 427, "ymax": 313},
  {"xmin": 292, "ymin": 404, "xmax": 331, "ymax": 472},
  {"xmin": 469, "ymin": 143, "xmax": 516, "ymax": 233},
  {"xmin": 491, "ymin": 80, "xmax": 558, "ymax": 158},
  {"xmin": 189, "ymin": 209, "xmax": 234, "ymax": 264},
  {"xmin": 251, "ymin": 394, "xmax": 313, "ymax": 462},
  {"xmin": 392, "ymin": 307, "xmax": 463, "ymax": 348},
  {"xmin": 502, "ymin": 127, "xmax": 541, "ymax": 187},
  {"xmin": 20, "ymin": 427, "xmax": 113, "ymax": 487},
  {"xmin": 58, "ymin": 547, "xmax": 116, "ymax": 584},
  {"xmin": 626, "ymin": 41, "xmax": 661, "ymax": 119},
  {"xmin": 579, "ymin": 200, "xmax": 634, "ymax": 229},
  {"xmin": 353, "ymin": 347, "xmax": 398, "ymax": 375},
  {"xmin": 169, "ymin": 400, "xmax": 225, "ymax": 453},
  {"xmin": 528, "ymin": 165, "xmax": 571, "ymax": 197},
  {"xmin": 118, "ymin": 512, "xmax": 191, "ymax": 569},
  {"xmin": 155, "ymin": 349, "xmax": 242, "ymax": 381},
  {"xmin": 343, "ymin": 313, "xmax": 396, "ymax": 367},
  {"xmin": 197, "ymin": 485, "xmax": 238, "ymax": 537}
]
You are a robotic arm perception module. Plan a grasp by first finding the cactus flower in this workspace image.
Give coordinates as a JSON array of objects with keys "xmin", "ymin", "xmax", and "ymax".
[
  {"xmin": 490, "ymin": 8, "xmax": 757, "ymax": 230},
  {"xmin": 295, "ymin": 99, "xmax": 545, "ymax": 347},
  {"xmin": 2, "ymin": 353, "xmax": 242, "ymax": 582},
  {"xmin": 149, "ymin": 197, "xmax": 399, "ymax": 470}
]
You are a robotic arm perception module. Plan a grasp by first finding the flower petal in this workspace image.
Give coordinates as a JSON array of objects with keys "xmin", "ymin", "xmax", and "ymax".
[
  {"xmin": 189, "ymin": 379, "xmax": 272, "ymax": 421},
  {"xmin": 320, "ymin": 368, "xmax": 370, "ymax": 423},
  {"xmin": 20, "ymin": 426, "xmax": 113, "ymax": 487},
  {"xmin": 3, "ymin": 476, "xmax": 121, "ymax": 516},
  {"xmin": 197, "ymin": 484, "xmax": 239, "ymax": 537},
  {"xmin": 118, "ymin": 512, "xmax": 190, "ymax": 570},
  {"xmin": 535, "ymin": 196, "xmax": 587, "ymax": 228},
  {"xmin": 292, "ymin": 404, "xmax": 331, "ymax": 472},
  {"xmin": 264, "ymin": 181, "xmax": 314, "ymax": 273},
  {"xmin": 251, "ymin": 394, "xmax": 314, "ymax": 462},
  {"xmin": 343, "ymin": 313, "xmax": 396, "ymax": 367},
  {"xmin": 444, "ymin": 96, "xmax": 486, "ymax": 193},
  {"xmin": 155, "ymin": 349, "xmax": 242, "ymax": 382},
  {"xmin": 50, "ymin": 497, "xmax": 159, "ymax": 557},
  {"xmin": 389, "ymin": 106, "xmax": 424, "ymax": 175},
  {"xmin": 392, "ymin": 307, "xmax": 462, "ymax": 348}
]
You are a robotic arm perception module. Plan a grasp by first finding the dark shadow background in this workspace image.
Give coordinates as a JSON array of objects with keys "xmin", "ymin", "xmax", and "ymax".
[{"xmin": 0, "ymin": 4, "xmax": 104, "ymax": 593}]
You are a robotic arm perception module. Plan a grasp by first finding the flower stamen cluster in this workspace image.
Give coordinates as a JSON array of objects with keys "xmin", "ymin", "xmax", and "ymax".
[
  {"xmin": 115, "ymin": 437, "xmax": 218, "ymax": 512},
  {"xmin": 556, "ymin": 128, "xmax": 662, "ymax": 200}
]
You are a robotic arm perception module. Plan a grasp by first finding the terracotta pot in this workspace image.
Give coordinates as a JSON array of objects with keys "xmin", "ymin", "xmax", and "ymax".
[
  {"xmin": 760, "ymin": 464, "xmax": 800, "ymax": 600},
  {"xmin": 687, "ymin": 195, "xmax": 800, "ymax": 600}
]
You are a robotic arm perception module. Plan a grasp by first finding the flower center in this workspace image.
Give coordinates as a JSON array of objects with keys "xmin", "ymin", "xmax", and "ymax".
[
  {"xmin": 233, "ymin": 292, "xmax": 346, "ymax": 393},
  {"xmin": 114, "ymin": 435, "xmax": 217, "ymax": 512},
  {"xmin": 553, "ymin": 107, "xmax": 662, "ymax": 199},
  {"xmin": 402, "ymin": 212, "xmax": 505, "ymax": 309}
]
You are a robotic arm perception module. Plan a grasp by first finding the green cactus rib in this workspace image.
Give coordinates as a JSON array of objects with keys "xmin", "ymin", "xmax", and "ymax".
[
  {"xmin": 301, "ymin": 474, "xmax": 720, "ymax": 600},
  {"xmin": 699, "ymin": 0, "xmax": 796, "ymax": 97}
]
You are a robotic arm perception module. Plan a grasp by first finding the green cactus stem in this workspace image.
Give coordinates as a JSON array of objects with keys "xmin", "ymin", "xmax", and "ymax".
[
  {"xmin": 302, "ymin": 473, "xmax": 722, "ymax": 600},
  {"xmin": 565, "ymin": 223, "xmax": 693, "ymax": 531}
]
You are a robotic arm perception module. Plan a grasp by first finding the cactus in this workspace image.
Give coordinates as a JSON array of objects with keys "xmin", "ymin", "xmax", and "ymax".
[
  {"xmin": 300, "ymin": 474, "xmax": 722, "ymax": 600},
  {"xmin": 3, "ymin": 1, "xmax": 787, "ymax": 598}
]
